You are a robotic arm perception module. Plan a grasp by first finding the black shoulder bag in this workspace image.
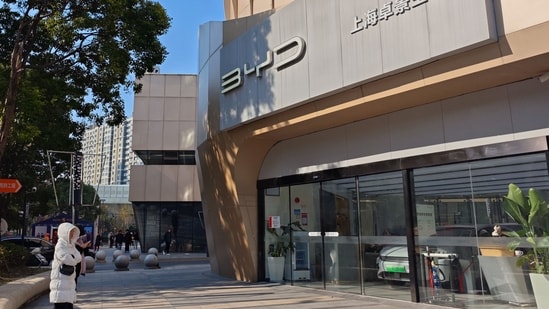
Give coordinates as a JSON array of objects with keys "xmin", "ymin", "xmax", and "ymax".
[{"xmin": 60, "ymin": 264, "xmax": 75, "ymax": 276}]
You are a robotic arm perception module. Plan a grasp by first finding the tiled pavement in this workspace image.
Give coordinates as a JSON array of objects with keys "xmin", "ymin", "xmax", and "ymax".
[{"xmin": 23, "ymin": 247, "xmax": 443, "ymax": 309}]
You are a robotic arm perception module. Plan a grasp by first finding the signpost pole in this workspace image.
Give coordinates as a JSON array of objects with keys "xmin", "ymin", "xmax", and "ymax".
[{"xmin": 0, "ymin": 179, "xmax": 22, "ymax": 240}]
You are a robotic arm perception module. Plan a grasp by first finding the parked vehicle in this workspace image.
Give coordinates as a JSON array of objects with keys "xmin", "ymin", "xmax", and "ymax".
[
  {"xmin": 376, "ymin": 223, "xmax": 521, "ymax": 285},
  {"xmin": 1, "ymin": 236, "xmax": 55, "ymax": 265}
]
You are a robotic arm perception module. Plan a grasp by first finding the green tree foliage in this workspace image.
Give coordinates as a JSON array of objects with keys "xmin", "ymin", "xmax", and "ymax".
[
  {"xmin": 48, "ymin": 179, "xmax": 103, "ymax": 223},
  {"xmin": 0, "ymin": 67, "xmax": 77, "ymax": 229},
  {"xmin": 0, "ymin": 0, "xmax": 171, "ymax": 161},
  {"xmin": 0, "ymin": 0, "xmax": 170, "ymax": 232}
]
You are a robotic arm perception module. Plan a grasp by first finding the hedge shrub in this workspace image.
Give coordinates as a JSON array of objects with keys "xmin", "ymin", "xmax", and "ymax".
[{"xmin": 0, "ymin": 241, "xmax": 31, "ymax": 273}]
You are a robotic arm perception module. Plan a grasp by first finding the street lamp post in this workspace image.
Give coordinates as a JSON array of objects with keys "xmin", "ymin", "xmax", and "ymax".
[
  {"xmin": 47, "ymin": 150, "xmax": 82, "ymax": 224},
  {"xmin": 21, "ymin": 187, "xmax": 37, "ymax": 241}
]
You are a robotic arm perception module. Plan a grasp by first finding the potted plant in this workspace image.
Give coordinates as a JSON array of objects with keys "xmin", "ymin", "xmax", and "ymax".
[
  {"xmin": 266, "ymin": 221, "xmax": 303, "ymax": 282},
  {"xmin": 502, "ymin": 183, "xmax": 549, "ymax": 307}
]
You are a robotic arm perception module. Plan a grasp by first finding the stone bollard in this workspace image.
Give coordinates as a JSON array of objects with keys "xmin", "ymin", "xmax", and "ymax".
[
  {"xmin": 112, "ymin": 249, "xmax": 123, "ymax": 262},
  {"xmin": 129, "ymin": 249, "xmax": 140, "ymax": 260},
  {"xmin": 148, "ymin": 248, "xmax": 158, "ymax": 256},
  {"xmin": 85, "ymin": 255, "xmax": 95, "ymax": 273},
  {"xmin": 114, "ymin": 255, "xmax": 130, "ymax": 271},
  {"xmin": 95, "ymin": 249, "xmax": 106, "ymax": 263},
  {"xmin": 144, "ymin": 254, "xmax": 160, "ymax": 269}
]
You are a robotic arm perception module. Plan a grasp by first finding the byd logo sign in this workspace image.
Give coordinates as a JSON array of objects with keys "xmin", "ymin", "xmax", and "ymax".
[{"xmin": 221, "ymin": 37, "xmax": 306, "ymax": 94}]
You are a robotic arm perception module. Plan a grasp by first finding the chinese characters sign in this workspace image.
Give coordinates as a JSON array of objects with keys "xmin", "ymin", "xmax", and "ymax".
[{"xmin": 351, "ymin": 0, "xmax": 428, "ymax": 34}]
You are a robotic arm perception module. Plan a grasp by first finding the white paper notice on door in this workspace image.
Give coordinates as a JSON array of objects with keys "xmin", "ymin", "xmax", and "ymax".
[{"xmin": 416, "ymin": 204, "xmax": 436, "ymax": 236}]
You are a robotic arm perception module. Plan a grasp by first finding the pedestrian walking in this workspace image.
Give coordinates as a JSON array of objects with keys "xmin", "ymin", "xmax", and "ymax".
[
  {"xmin": 75, "ymin": 225, "xmax": 91, "ymax": 285},
  {"xmin": 132, "ymin": 232, "xmax": 139, "ymax": 249},
  {"xmin": 163, "ymin": 228, "xmax": 173, "ymax": 255},
  {"xmin": 115, "ymin": 230, "xmax": 124, "ymax": 250},
  {"xmin": 94, "ymin": 234, "xmax": 102, "ymax": 251},
  {"xmin": 108, "ymin": 231, "xmax": 115, "ymax": 248},
  {"xmin": 124, "ymin": 230, "xmax": 132, "ymax": 253}
]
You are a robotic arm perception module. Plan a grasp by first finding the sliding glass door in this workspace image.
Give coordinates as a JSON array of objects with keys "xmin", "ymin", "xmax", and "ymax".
[{"xmin": 357, "ymin": 172, "xmax": 408, "ymax": 301}]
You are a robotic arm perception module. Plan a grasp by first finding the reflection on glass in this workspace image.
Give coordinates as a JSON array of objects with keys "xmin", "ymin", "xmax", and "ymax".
[
  {"xmin": 261, "ymin": 152, "xmax": 549, "ymax": 308},
  {"xmin": 414, "ymin": 153, "xmax": 549, "ymax": 308},
  {"xmin": 320, "ymin": 178, "xmax": 360, "ymax": 294},
  {"xmin": 358, "ymin": 172, "xmax": 408, "ymax": 301}
]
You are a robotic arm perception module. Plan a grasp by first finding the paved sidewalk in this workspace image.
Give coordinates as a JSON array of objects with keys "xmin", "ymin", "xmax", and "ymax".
[{"xmin": 23, "ymin": 247, "xmax": 440, "ymax": 309}]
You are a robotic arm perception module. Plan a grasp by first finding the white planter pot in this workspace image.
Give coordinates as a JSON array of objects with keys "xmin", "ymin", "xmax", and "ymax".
[
  {"xmin": 529, "ymin": 273, "xmax": 549, "ymax": 308},
  {"xmin": 267, "ymin": 256, "xmax": 285, "ymax": 282}
]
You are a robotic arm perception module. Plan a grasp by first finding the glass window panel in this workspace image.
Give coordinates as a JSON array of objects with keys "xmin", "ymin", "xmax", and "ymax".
[
  {"xmin": 358, "ymin": 172, "xmax": 408, "ymax": 301},
  {"xmin": 413, "ymin": 153, "xmax": 549, "ymax": 308}
]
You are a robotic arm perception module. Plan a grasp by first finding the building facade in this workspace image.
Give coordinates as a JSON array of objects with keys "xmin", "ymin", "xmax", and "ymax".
[
  {"xmin": 197, "ymin": 0, "xmax": 549, "ymax": 307},
  {"xmin": 129, "ymin": 73, "xmax": 205, "ymax": 254},
  {"xmin": 82, "ymin": 118, "xmax": 142, "ymax": 186}
]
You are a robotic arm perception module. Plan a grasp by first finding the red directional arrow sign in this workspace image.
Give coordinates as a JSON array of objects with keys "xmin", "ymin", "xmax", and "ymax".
[{"xmin": 0, "ymin": 178, "xmax": 22, "ymax": 193}]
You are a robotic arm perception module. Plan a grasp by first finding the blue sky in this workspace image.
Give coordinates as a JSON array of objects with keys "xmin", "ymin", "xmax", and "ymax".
[{"xmin": 123, "ymin": 0, "xmax": 225, "ymax": 115}]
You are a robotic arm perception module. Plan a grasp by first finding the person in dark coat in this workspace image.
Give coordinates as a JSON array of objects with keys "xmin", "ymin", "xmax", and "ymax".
[
  {"xmin": 108, "ymin": 231, "xmax": 115, "ymax": 248},
  {"xmin": 74, "ymin": 225, "xmax": 90, "ymax": 285},
  {"xmin": 115, "ymin": 230, "xmax": 124, "ymax": 250},
  {"xmin": 94, "ymin": 234, "xmax": 102, "ymax": 251},
  {"xmin": 163, "ymin": 228, "xmax": 173, "ymax": 255},
  {"xmin": 124, "ymin": 230, "xmax": 132, "ymax": 253}
]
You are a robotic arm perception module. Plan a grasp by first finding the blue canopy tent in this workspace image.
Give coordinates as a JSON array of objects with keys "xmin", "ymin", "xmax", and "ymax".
[{"xmin": 32, "ymin": 213, "xmax": 93, "ymax": 243}]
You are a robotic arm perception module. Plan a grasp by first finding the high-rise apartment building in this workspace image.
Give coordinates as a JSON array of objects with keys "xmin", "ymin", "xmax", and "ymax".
[{"xmin": 81, "ymin": 118, "xmax": 142, "ymax": 186}]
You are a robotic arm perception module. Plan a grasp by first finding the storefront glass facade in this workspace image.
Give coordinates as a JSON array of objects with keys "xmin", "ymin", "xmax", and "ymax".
[
  {"xmin": 133, "ymin": 202, "xmax": 207, "ymax": 253},
  {"xmin": 260, "ymin": 143, "xmax": 549, "ymax": 308}
]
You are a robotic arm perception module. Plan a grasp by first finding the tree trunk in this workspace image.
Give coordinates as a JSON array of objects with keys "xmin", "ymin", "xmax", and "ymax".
[
  {"xmin": 0, "ymin": 7, "xmax": 41, "ymax": 164},
  {"xmin": 0, "ymin": 41, "xmax": 24, "ymax": 164}
]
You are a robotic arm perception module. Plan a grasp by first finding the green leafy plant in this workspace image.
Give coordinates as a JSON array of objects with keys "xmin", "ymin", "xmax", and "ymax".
[
  {"xmin": 266, "ymin": 221, "xmax": 304, "ymax": 257},
  {"xmin": 0, "ymin": 242, "xmax": 31, "ymax": 273},
  {"xmin": 502, "ymin": 183, "xmax": 549, "ymax": 274}
]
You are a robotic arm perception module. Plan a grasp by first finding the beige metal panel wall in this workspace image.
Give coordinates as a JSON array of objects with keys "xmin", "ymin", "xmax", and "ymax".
[
  {"xmin": 162, "ymin": 121, "xmax": 180, "ymax": 149},
  {"xmin": 223, "ymin": 1, "xmax": 549, "ymax": 32},
  {"xmin": 132, "ymin": 74, "xmax": 197, "ymax": 152},
  {"xmin": 225, "ymin": 0, "xmax": 251, "ymax": 19},
  {"xmin": 144, "ymin": 165, "xmax": 162, "ymax": 201},
  {"xmin": 129, "ymin": 165, "xmax": 200, "ymax": 202},
  {"xmin": 258, "ymin": 78, "xmax": 549, "ymax": 179},
  {"xmin": 180, "ymin": 75, "xmax": 198, "ymax": 98},
  {"xmin": 164, "ymin": 97, "xmax": 181, "ymax": 121},
  {"xmin": 441, "ymin": 85, "xmax": 513, "ymax": 143},
  {"xmin": 177, "ymin": 166, "xmax": 200, "ymax": 201},
  {"xmin": 147, "ymin": 121, "xmax": 164, "ymax": 150},
  {"xmin": 497, "ymin": 0, "xmax": 549, "ymax": 34},
  {"xmin": 179, "ymin": 121, "xmax": 196, "ymax": 150},
  {"xmin": 129, "ymin": 166, "xmax": 146, "ymax": 201},
  {"xmin": 508, "ymin": 78, "xmax": 549, "ymax": 133},
  {"xmin": 131, "ymin": 119, "xmax": 148, "ymax": 151},
  {"xmin": 192, "ymin": 168, "xmax": 201, "ymax": 201},
  {"xmin": 159, "ymin": 165, "xmax": 178, "ymax": 201},
  {"xmin": 179, "ymin": 97, "xmax": 197, "ymax": 121},
  {"xmin": 130, "ymin": 74, "xmax": 200, "ymax": 203},
  {"xmin": 225, "ymin": 0, "xmax": 292, "ymax": 20},
  {"xmin": 133, "ymin": 96, "xmax": 150, "ymax": 118}
]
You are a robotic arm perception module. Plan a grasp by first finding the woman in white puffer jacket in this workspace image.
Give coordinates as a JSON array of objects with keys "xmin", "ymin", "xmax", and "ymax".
[{"xmin": 49, "ymin": 222, "xmax": 82, "ymax": 309}]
